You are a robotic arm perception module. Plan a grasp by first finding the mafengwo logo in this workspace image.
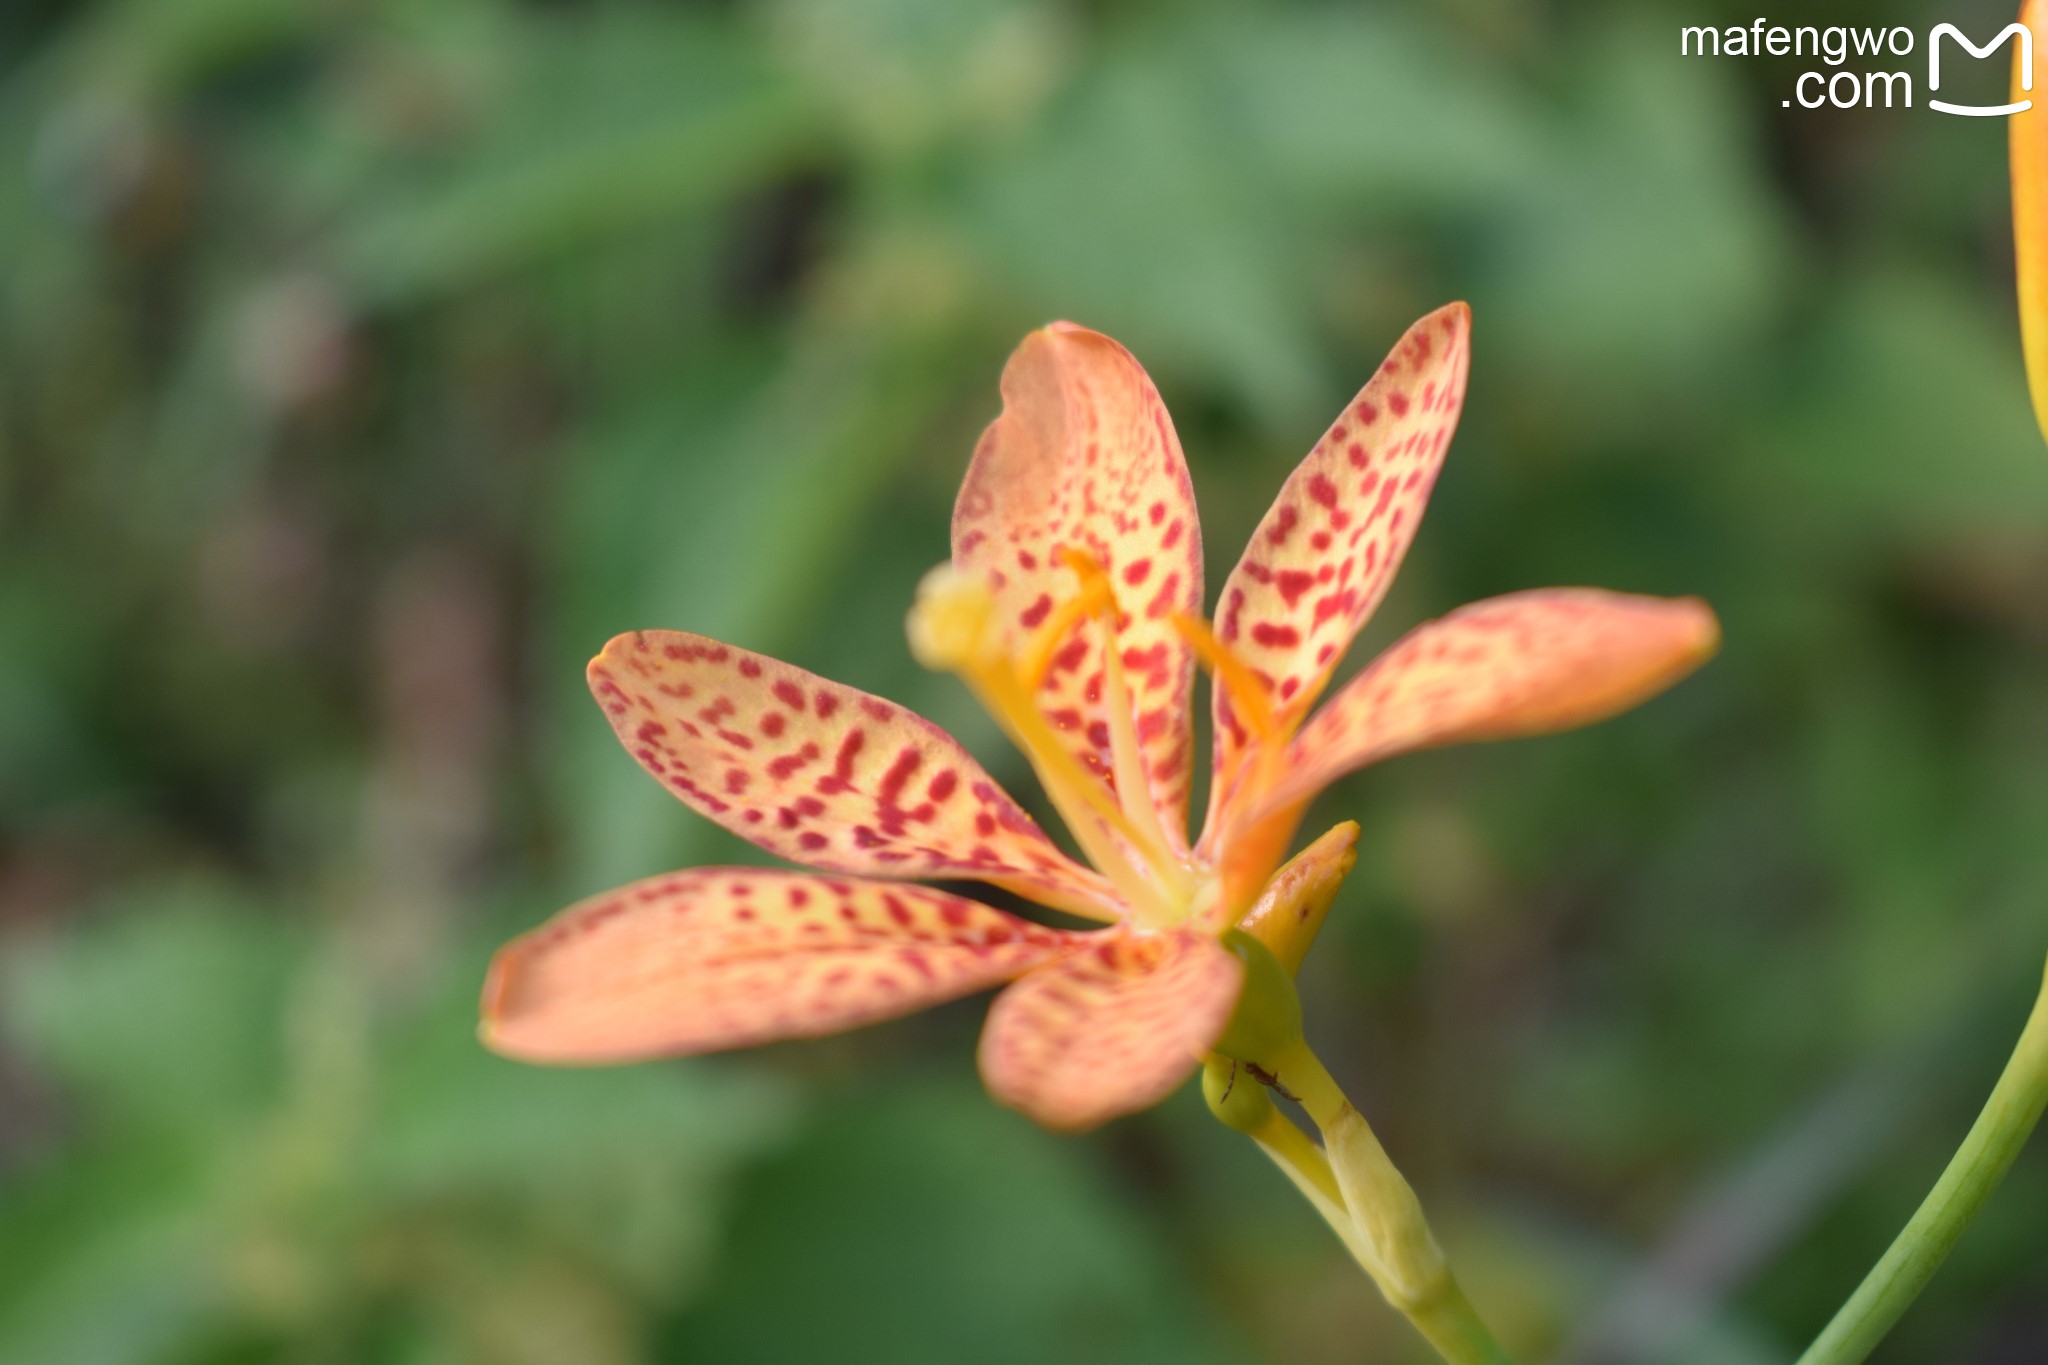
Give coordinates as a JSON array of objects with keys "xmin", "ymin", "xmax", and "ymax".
[{"xmin": 1681, "ymin": 18, "xmax": 2034, "ymax": 113}]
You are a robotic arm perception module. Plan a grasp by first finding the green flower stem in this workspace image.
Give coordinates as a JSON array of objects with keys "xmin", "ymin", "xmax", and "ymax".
[
  {"xmin": 1274, "ymin": 1042, "xmax": 1515, "ymax": 1365},
  {"xmin": 1795, "ymin": 954, "xmax": 2048, "ymax": 1365}
]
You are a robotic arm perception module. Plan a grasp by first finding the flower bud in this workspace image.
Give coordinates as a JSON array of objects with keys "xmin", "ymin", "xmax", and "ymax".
[
  {"xmin": 1236, "ymin": 821, "xmax": 1359, "ymax": 975},
  {"xmin": 1202, "ymin": 1056, "xmax": 1275, "ymax": 1134},
  {"xmin": 1213, "ymin": 929, "xmax": 1303, "ymax": 1066}
]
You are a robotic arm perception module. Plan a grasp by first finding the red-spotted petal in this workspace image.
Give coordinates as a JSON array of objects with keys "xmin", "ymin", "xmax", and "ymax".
[
  {"xmin": 1254, "ymin": 589, "xmax": 1720, "ymax": 817},
  {"xmin": 589, "ymin": 630, "xmax": 1120, "ymax": 920},
  {"xmin": 976, "ymin": 927, "xmax": 1242, "ymax": 1131},
  {"xmin": 482, "ymin": 868, "xmax": 1087, "ymax": 1062},
  {"xmin": 1207, "ymin": 305, "xmax": 1471, "ymax": 837},
  {"xmin": 953, "ymin": 323, "xmax": 1204, "ymax": 849}
]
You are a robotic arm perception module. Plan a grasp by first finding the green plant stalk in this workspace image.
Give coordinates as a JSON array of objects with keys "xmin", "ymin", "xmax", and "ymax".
[
  {"xmin": 1207, "ymin": 906, "xmax": 1511, "ymax": 1365},
  {"xmin": 1796, "ymin": 954, "xmax": 2048, "ymax": 1365},
  {"xmin": 1273, "ymin": 1043, "xmax": 1515, "ymax": 1365}
]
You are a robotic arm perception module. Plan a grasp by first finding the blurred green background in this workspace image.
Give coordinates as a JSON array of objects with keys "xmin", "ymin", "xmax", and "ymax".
[{"xmin": 3, "ymin": 0, "xmax": 2046, "ymax": 1361}]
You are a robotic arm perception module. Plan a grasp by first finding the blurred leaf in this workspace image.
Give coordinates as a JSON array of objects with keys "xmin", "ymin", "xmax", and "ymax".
[
  {"xmin": 370, "ymin": 972, "xmax": 796, "ymax": 1299},
  {"xmin": 1738, "ymin": 264, "xmax": 2048, "ymax": 553},
  {"xmin": 2, "ymin": 888, "xmax": 295, "ymax": 1137},
  {"xmin": 330, "ymin": 10, "xmax": 820, "ymax": 304},
  {"xmin": 0, "ymin": 898, "xmax": 798, "ymax": 1364},
  {"xmin": 33, "ymin": 0, "xmax": 309, "ymax": 98},
  {"xmin": 1485, "ymin": 21, "xmax": 1790, "ymax": 405},
  {"xmin": 669, "ymin": 1083, "xmax": 1251, "ymax": 1365},
  {"xmin": 1199, "ymin": 8, "xmax": 1544, "ymax": 216},
  {"xmin": 0, "ymin": 1142, "xmax": 228, "ymax": 1365},
  {"xmin": 961, "ymin": 38, "xmax": 1323, "ymax": 423},
  {"xmin": 769, "ymin": 0, "xmax": 1069, "ymax": 159}
]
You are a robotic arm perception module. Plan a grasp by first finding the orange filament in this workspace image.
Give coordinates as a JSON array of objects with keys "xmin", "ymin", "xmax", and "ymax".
[
  {"xmin": 908, "ymin": 555, "xmax": 1201, "ymax": 924},
  {"xmin": 1018, "ymin": 549, "xmax": 1117, "ymax": 690},
  {"xmin": 1172, "ymin": 613, "xmax": 1280, "ymax": 744}
]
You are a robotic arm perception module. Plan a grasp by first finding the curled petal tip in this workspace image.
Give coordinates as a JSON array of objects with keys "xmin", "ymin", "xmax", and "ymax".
[
  {"xmin": 476, "ymin": 949, "xmax": 551, "ymax": 1063},
  {"xmin": 955, "ymin": 317, "xmax": 1204, "ymax": 848},
  {"xmin": 1678, "ymin": 596, "xmax": 1723, "ymax": 656},
  {"xmin": 1653, "ymin": 596, "xmax": 1723, "ymax": 679},
  {"xmin": 1024, "ymin": 321, "xmax": 1107, "ymax": 356}
]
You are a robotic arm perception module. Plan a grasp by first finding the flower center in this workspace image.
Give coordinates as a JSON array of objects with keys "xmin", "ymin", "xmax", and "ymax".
[{"xmin": 908, "ymin": 556, "xmax": 1199, "ymax": 925}]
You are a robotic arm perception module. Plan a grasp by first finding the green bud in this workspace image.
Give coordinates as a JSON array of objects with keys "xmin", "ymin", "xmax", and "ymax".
[
  {"xmin": 1202, "ymin": 1056, "xmax": 1274, "ymax": 1133},
  {"xmin": 1214, "ymin": 928, "xmax": 1304, "ymax": 1066},
  {"xmin": 1238, "ymin": 821, "xmax": 1358, "ymax": 975}
]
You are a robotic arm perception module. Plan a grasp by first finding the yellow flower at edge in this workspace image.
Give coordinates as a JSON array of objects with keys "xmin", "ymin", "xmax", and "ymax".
[
  {"xmin": 2014, "ymin": 0, "xmax": 2048, "ymax": 445},
  {"xmin": 479, "ymin": 305, "xmax": 1719, "ymax": 1132}
]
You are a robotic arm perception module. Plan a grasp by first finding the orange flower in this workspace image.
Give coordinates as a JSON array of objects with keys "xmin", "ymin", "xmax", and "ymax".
[{"xmin": 481, "ymin": 306, "xmax": 1718, "ymax": 1131}]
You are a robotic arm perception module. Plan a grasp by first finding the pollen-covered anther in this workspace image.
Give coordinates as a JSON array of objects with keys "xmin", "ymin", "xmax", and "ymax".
[{"xmin": 907, "ymin": 564, "xmax": 1002, "ymax": 674}]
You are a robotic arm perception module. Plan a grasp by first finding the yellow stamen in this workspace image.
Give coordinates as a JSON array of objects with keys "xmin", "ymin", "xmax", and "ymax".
[
  {"xmin": 908, "ymin": 564, "xmax": 1181, "ymax": 922},
  {"xmin": 1175, "ymin": 609, "xmax": 1313, "ymax": 918},
  {"xmin": 1172, "ymin": 612, "xmax": 1279, "ymax": 743},
  {"xmin": 1018, "ymin": 555, "xmax": 1114, "ymax": 689},
  {"xmin": 906, "ymin": 564, "xmax": 1002, "ymax": 674}
]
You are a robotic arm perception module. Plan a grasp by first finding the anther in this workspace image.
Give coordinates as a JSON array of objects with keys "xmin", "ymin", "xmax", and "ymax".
[{"xmin": 907, "ymin": 565, "xmax": 1000, "ymax": 674}]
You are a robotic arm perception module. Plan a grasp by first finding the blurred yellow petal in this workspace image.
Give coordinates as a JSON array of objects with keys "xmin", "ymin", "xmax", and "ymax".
[
  {"xmin": 977, "ymin": 927, "xmax": 1241, "ymax": 1130},
  {"xmin": 2015, "ymin": 0, "xmax": 2048, "ymax": 445},
  {"xmin": 482, "ymin": 868, "xmax": 1084, "ymax": 1063}
]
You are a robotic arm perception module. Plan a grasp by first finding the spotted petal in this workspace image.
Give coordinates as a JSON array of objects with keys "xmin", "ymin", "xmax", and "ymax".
[
  {"xmin": 1253, "ymin": 589, "xmax": 1719, "ymax": 818},
  {"xmin": 482, "ymin": 868, "xmax": 1086, "ymax": 1062},
  {"xmin": 1207, "ymin": 305, "xmax": 1470, "ymax": 839},
  {"xmin": 589, "ymin": 630, "xmax": 1119, "ymax": 920},
  {"xmin": 953, "ymin": 323, "xmax": 1205, "ymax": 849},
  {"xmin": 977, "ymin": 928, "xmax": 1242, "ymax": 1131}
]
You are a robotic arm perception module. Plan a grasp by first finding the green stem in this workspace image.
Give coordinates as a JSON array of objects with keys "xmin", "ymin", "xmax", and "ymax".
[
  {"xmin": 1796, "ymin": 954, "xmax": 2048, "ymax": 1365},
  {"xmin": 1274, "ymin": 1043, "xmax": 1515, "ymax": 1365}
]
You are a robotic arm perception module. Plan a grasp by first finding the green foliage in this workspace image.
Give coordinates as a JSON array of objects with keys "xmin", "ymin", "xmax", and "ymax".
[
  {"xmin": 2, "ymin": 0, "xmax": 2045, "ymax": 1361},
  {"xmin": 0, "ymin": 895, "xmax": 792, "ymax": 1365},
  {"xmin": 671, "ymin": 1084, "xmax": 1248, "ymax": 1365}
]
